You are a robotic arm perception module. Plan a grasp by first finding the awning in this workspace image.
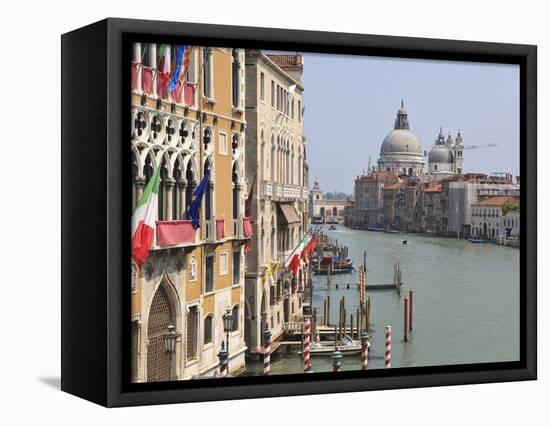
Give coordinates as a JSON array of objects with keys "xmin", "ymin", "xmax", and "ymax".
[{"xmin": 278, "ymin": 203, "xmax": 301, "ymax": 224}]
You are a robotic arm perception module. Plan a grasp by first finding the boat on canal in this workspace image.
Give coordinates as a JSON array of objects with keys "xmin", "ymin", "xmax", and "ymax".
[
  {"xmin": 304, "ymin": 334, "xmax": 368, "ymax": 356},
  {"xmin": 466, "ymin": 237, "xmax": 489, "ymax": 244},
  {"xmin": 313, "ymin": 256, "xmax": 354, "ymax": 275}
]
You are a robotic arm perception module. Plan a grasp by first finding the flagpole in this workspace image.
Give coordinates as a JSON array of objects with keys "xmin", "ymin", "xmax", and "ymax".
[
  {"xmin": 280, "ymin": 225, "xmax": 324, "ymax": 270},
  {"xmin": 259, "ymin": 226, "xmax": 313, "ymax": 278}
]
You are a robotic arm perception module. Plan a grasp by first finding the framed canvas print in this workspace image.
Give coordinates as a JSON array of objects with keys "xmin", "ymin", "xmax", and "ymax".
[{"xmin": 61, "ymin": 18, "xmax": 537, "ymax": 407}]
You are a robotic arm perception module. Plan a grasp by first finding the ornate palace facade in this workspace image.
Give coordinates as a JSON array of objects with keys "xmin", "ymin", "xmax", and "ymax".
[{"xmin": 130, "ymin": 44, "xmax": 249, "ymax": 381}]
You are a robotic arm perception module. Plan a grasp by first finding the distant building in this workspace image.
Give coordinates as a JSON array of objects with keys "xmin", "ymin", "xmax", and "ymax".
[{"xmin": 309, "ymin": 178, "xmax": 349, "ymax": 223}]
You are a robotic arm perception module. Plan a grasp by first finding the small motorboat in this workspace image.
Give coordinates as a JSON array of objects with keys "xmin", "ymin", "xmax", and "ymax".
[
  {"xmin": 401, "ymin": 240, "xmax": 408, "ymax": 245},
  {"xmin": 385, "ymin": 229, "xmax": 400, "ymax": 234},
  {"xmin": 329, "ymin": 225, "xmax": 337, "ymax": 231},
  {"xmin": 466, "ymin": 238, "xmax": 488, "ymax": 244},
  {"xmin": 306, "ymin": 334, "xmax": 369, "ymax": 356}
]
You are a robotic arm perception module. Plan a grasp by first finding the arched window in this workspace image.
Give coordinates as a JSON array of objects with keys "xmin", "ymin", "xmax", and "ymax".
[
  {"xmin": 158, "ymin": 157, "xmax": 169, "ymax": 221},
  {"xmin": 231, "ymin": 305, "xmax": 239, "ymax": 332},
  {"xmin": 204, "ymin": 314, "xmax": 214, "ymax": 344}
]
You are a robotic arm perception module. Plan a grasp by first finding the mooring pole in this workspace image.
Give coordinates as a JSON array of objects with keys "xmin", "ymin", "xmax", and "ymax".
[
  {"xmin": 327, "ymin": 296, "xmax": 331, "ymax": 326},
  {"xmin": 409, "ymin": 289, "xmax": 413, "ymax": 331},
  {"xmin": 263, "ymin": 326, "xmax": 271, "ymax": 376},
  {"xmin": 385, "ymin": 326, "xmax": 392, "ymax": 368},
  {"xmin": 361, "ymin": 331, "xmax": 369, "ymax": 370},
  {"xmin": 217, "ymin": 341, "xmax": 228, "ymax": 377}
]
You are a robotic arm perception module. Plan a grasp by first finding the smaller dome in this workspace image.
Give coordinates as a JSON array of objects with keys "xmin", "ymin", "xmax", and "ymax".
[{"xmin": 429, "ymin": 145, "xmax": 453, "ymax": 163}]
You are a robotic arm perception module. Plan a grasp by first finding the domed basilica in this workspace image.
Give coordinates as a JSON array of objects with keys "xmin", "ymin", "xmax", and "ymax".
[{"xmin": 376, "ymin": 101, "xmax": 464, "ymax": 179}]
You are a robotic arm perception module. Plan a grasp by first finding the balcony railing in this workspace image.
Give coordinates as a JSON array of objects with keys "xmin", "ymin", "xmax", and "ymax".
[{"xmin": 261, "ymin": 180, "xmax": 307, "ymax": 200}]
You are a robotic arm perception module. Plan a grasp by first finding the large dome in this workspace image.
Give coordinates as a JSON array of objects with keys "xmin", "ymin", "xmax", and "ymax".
[
  {"xmin": 380, "ymin": 129, "xmax": 422, "ymax": 155},
  {"xmin": 428, "ymin": 145, "xmax": 453, "ymax": 163}
]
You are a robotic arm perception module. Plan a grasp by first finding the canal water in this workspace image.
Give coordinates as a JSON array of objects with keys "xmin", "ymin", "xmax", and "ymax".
[{"xmin": 247, "ymin": 225, "xmax": 520, "ymax": 374}]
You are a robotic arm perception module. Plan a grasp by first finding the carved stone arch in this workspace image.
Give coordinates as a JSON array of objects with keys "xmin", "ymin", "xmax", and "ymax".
[
  {"xmin": 131, "ymin": 145, "xmax": 143, "ymax": 177},
  {"xmin": 143, "ymin": 273, "xmax": 182, "ymax": 382}
]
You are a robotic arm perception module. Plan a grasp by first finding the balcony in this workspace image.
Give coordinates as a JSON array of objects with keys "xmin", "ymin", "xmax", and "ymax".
[{"xmin": 261, "ymin": 180, "xmax": 307, "ymax": 201}]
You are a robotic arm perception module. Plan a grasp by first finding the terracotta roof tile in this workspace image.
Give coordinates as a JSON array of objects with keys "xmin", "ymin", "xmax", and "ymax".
[{"xmin": 473, "ymin": 196, "xmax": 519, "ymax": 206}]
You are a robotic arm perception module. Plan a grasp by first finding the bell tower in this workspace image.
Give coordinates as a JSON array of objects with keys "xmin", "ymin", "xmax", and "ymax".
[{"xmin": 453, "ymin": 130, "xmax": 464, "ymax": 174}]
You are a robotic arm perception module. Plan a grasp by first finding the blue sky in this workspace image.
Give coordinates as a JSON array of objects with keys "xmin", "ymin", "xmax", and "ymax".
[{"xmin": 300, "ymin": 53, "xmax": 520, "ymax": 194}]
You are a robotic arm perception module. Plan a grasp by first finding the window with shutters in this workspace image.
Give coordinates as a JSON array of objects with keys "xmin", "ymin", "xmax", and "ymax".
[{"xmin": 205, "ymin": 255, "xmax": 214, "ymax": 293}]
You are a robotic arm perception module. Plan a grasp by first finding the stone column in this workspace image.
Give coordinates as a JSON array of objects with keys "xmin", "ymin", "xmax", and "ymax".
[
  {"xmin": 164, "ymin": 178, "xmax": 176, "ymax": 221},
  {"xmin": 133, "ymin": 43, "xmax": 142, "ymax": 92},
  {"xmin": 134, "ymin": 175, "xmax": 146, "ymax": 207}
]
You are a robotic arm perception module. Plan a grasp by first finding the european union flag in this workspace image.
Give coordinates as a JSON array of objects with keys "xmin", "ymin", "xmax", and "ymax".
[
  {"xmin": 168, "ymin": 45, "xmax": 186, "ymax": 93},
  {"xmin": 186, "ymin": 169, "xmax": 210, "ymax": 229}
]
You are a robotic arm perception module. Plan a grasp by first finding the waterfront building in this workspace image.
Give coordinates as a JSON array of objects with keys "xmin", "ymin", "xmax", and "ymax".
[
  {"xmin": 244, "ymin": 51, "xmax": 310, "ymax": 355},
  {"xmin": 343, "ymin": 200, "xmax": 356, "ymax": 227},
  {"xmin": 471, "ymin": 196, "xmax": 519, "ymax": 240},
  {"xmin": 353, "ymin": 172, "xmax": 400, "ymax": 227},
  {"xmin": 428, "ymin": 128, "xmax": 464, "ymax": 179},
  {"xmin": 382, "ymin": 181, "xmax": 405, "ymax": 229},
  {"xmin": 445, "ymin": 174, "xmax": 520, "ymax": 236},
  {"xmin": 131, "ymin": 44, "xmax": 249, "ymax": 381},
  {"xmin": 309, "ymin": 178, "xmax": 349, "ymax": 223},
  {"xmin": 419, "ymin": 182, "xmax": 443, "ymax": 233},
  {"xmin": 377, "ymin": 101, "xmax": 425, "ymax": 177}
]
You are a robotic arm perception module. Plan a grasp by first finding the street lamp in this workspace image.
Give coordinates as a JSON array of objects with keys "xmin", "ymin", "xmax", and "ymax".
[
  {"xmin": 164, "ymin": 324, "xmax": 178, "ymax": 380},
  {"xmin": 222, "ymin": 307, "xmax": 233, "ymax": 354}
]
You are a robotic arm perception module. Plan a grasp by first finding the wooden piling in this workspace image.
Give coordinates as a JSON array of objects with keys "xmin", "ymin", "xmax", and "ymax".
[
  {"xmin": 327, "ymin": 296, "xmax": 331, "ymax": 326},
  {"xmin": 409, "ymin": 289, "xmax": 413, "ymax": 331}
]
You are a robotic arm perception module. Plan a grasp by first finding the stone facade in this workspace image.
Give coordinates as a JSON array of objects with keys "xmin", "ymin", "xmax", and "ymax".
[
  {"xmin": 131, "ymin": 44, "xmax": 248, "ymax": 381},
  {"xmin": 243, "ymin": 51, "xmax": 310, "ymax": 354}
]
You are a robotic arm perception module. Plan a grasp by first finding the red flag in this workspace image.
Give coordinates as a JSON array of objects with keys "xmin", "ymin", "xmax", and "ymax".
[
  {"xmin": 141, "ymin": 67, "xmax": 154, "ymax": 94},
  {"xmin": 157, "ymin": 71, "xmax": 170, "ymax": 99},
  {"xmin": 289, "ymin": 254, "xmax": 301, "ymax": 276}
]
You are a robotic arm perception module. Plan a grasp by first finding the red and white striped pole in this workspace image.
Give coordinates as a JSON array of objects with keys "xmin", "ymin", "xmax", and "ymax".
[
  {"xmin": 385, "ymin": 326, "xmax": 392, "ymax": 368},
  {"xmin": 263, "ymin": 325, "xmax": 272, "ymax": 376},
  {"xmin": 360, "ymin": 331, "xmax": 369, "ymax": 370},
  {"xmin": 304, "ymin": 317, "xmax": 312, "ymax": 372}
]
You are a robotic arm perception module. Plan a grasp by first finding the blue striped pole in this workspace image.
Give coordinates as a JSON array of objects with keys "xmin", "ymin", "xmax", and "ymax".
[
  {"xmin": 332, "ymin": 349, "xmax": 342, "ymax": 372},
  {"xmin": 217, "ymin": 341, "xmax": 228, "ymax": 377}
]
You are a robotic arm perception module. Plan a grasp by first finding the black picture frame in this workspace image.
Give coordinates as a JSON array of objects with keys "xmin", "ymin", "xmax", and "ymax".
[{"xmin": 61, "ymin": 18, "xmax": 537, "ymax": 407}]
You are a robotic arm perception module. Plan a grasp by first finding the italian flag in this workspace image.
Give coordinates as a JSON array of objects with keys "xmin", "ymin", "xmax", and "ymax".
[
  {"xmin": 285, "ymin": 234, "xmax": 310, "ymax": 276},
  {"xmin": 132, "ymin": 167, "xmax": 161, "ymax": 268}
]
